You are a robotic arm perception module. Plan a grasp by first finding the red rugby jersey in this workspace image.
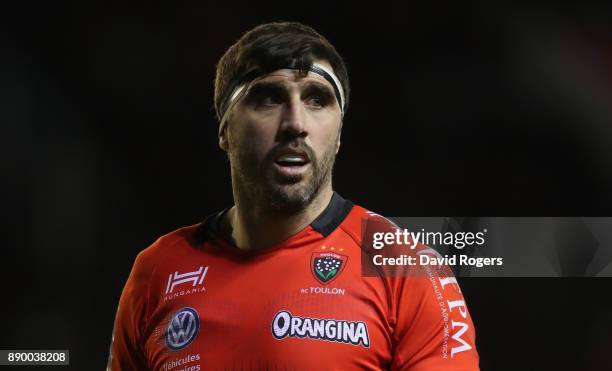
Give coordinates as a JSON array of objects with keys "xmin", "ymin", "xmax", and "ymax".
[{"xmin": 107, "ymin": 192, "xmax": 479, "ymax": 370}]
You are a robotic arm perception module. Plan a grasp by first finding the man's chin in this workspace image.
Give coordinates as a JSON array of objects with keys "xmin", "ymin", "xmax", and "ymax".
[
  {"xmin": 266, "ymin": 183, "xmax": 314, "ymax": 212},
  {"xmin": 273, "ymin": 171, "xmax": 305, "ymax": 185}
]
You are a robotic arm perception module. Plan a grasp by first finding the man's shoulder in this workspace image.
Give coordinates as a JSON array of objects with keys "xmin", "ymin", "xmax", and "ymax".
[
  {"xmin": 344, "ymin": 199, "xmax": 396, "ymax": 224},
  {"xmin": 133, "ymin": 223, "xmax": 202, "ymax": 267},
  {"xmin": 337, "ymin": 200, "xmax": 398, "ymax": 244}
]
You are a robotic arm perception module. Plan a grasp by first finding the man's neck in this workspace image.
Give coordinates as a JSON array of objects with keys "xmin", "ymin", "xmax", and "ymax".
[{"xmin": 225, "ymin": 187, "xmax": 333, "ymax": 250}]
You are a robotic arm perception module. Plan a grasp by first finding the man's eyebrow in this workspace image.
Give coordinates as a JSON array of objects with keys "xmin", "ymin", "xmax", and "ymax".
[
  {"xmin": 248, "ymin": 79, "xmax": 334, "ymax": 95},
  {"xmin": 248, "ymin": 80, "xmax": 287, "ymax": 91},
  {"xmin": 300, "ymin": 80, "xmax": 335, "ymax": 96},
  {"xmin": 242, "ymin": 81, "xmax": 288, "ymax": 102}
]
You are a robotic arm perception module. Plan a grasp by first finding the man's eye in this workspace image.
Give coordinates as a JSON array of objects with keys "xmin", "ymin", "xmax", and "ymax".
[
  {"xmin": 246, "ymin": 88, "xmax": 283, "ymax": 108},
  {"xmin": 305, "ymin": 95, "xmax": 325, "ymax": 108},
  {"xmin": 259, "ymin": 95, "xmax": 281, "ymax": 106}
]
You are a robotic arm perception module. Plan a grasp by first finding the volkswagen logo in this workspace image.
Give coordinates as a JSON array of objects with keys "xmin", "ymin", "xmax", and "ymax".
[{"xmin": 165, "ymin": 307, "xmax": 200, "ymax": 351}]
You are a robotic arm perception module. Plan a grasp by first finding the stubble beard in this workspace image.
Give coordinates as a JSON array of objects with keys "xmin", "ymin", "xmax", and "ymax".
[{"xmin": 230, "ymin": 139, "xmax": 337, "ymax": 215}]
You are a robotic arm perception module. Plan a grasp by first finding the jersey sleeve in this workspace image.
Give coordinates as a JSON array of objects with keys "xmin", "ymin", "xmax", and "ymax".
[
  {"xmin": 389, "ymin": 254, "xmax": 480, "ymax": 371},
  {"xmin": 106, "ymin": 251, "xmax": 151, "ymax": 370}
]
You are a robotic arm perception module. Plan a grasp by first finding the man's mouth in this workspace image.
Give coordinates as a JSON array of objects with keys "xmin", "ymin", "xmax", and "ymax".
[
  {"xmin": 273, "ymin": 150, "xmax": 311, "ymax": 177},
  {"xmin": 275, "ymin": 154, "xmax": 309, "ymax": 167}
]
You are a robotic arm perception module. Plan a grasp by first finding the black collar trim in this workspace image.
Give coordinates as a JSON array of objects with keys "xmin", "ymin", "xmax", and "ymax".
[
  {"xmin": 194, "ymin": 191, "xmax": 353, "ymax": 243},
  {"xmin": 193, "ymin": 207, "xmax": 228, "ymax": 244},
  {"xmin": 310, "ymin": 192, "xmax": 354, "ymax": 237}
]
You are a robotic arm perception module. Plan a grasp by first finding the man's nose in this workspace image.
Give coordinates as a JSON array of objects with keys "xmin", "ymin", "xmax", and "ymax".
[{"xmin": 279, "ymin": 95, "xmax": 307, "ymax": 139}]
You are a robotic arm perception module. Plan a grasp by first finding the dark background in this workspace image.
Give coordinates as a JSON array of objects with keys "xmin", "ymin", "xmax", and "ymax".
[{"xmin": 2, "ymin": 1, "xmax": 611, "ymax": 370}]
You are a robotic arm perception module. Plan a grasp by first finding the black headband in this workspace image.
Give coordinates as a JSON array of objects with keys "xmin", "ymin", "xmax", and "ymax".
[{"xmin": 218, "ymin": 63, "xmax": 345, "ymax": 135}]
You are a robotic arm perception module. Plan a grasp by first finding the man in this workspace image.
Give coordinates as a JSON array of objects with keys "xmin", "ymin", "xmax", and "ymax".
[{"xmin": 107, "ymin": 22, "xmax": 479, "ymax": 370}]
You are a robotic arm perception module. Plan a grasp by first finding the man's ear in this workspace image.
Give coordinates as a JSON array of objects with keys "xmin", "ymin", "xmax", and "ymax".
[
  {"xmin": 219, "ymin": 127, "xmax": 229, "ymax": 152},
  {"xmin": 335, "ymin": 123, "xmax": 342, "ymax": 154}
]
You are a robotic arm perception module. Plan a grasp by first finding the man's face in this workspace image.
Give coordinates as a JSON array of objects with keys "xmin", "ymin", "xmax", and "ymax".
[{"xmin": 222, "ymin": 60, "xmax": 343, "ymax": 213}]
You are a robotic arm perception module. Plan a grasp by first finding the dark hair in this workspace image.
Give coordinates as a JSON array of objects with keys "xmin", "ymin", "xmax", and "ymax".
[{"xmin": 214, "ymin": 22, "xmax": 350, "ymax": 122}]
